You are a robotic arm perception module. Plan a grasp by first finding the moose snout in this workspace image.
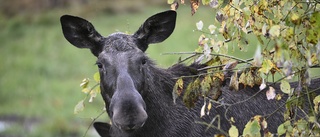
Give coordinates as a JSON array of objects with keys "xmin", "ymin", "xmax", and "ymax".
[
  {"xmin": 111, "ymin": 100, "xmax": 148, "ymax": 132},
  {"xmin": 108, "ymin": 72, "xmax": 148, "ymax": 131},
  {"xmin": 109, "ymin": 88, "xmax": 148, "ymax": 132}
]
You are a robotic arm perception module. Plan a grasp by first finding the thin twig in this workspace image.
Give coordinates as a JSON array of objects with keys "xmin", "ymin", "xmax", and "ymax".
[
  {"xmin": 197, "ymin": 64, "xmax": 226, "ymax": 71},
  {"xmin": 162, "ymin": 52, "xmax": 252, "ymax": 65},
  {"xmin": 82, "ymin": 110, "xmax": 106, "ymax": 137},
  {"xmin": 178, "ymin": 53, "xmax": 198, "ymax": 64},
  {"xmin": 195, "ymin": 120, "xmax": 229, "ymax": 136}
]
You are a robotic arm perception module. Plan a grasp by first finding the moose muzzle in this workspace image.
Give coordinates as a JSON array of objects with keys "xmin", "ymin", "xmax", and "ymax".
[{"xmin": 109, "ymin": 72, "xmax": 148, "ymax": 131}]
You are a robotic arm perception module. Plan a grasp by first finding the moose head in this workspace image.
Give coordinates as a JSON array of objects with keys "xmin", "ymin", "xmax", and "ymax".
[{"xmin": 60, "ymin": 10, "xmax": 176, "ymax": 133}]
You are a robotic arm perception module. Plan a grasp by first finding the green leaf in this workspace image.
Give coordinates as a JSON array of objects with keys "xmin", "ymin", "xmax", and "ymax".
[
  {"xmin": 296, "ymin": 119, "xmax": 308, "ymax": 132},
  {"xmin": 269, "ymin": 25, "xmax": 280, "ymax": 37},
  {"xmin": 220, "ymin": 0, "xmax": 230, "ymax": 8},
  {"xmin": 307, "ymin": 12, "xmax": 320, "ymax": 44},
  {"xmin": 74, "ymin": 100, "xmax": 85, "ymax": 114},
  {"xmin": 243, "ymin": 119, "xmax": 261, "ymax": 137},
  {"xmin": 202, "ymin": 0, "xmax": 210, "ymax": 5},
  {"xmin": 277, "ymin": 122, "xmax": 286, "ymax": 136},
  {"xmin": 201, "ymin": 75, "xmax": 212, "ymax": 96},
  {"xmin": 183, "ymin": 78, "xmax": 201, "ymax": 108},
  {"xmin": 228, "ymin": 125, "xmax": 239, "ymax": 137},
  {"xmin": 93, "ymin": 72, "xmax": 100, "ymax": 83},
  {"xmin": 250, "ymin": 120, "xmax": 261, "ymax": 136},
  {"xmin": 167, "ymin": 0, "xmax": 175, "ymax": 4},
  {"xmin": 280, "ymin": 80, "xmax": 291, "ymax": 94},
  {"xmin": 308, "ymin": 116, "xmax": 316, "ymax": 123}
]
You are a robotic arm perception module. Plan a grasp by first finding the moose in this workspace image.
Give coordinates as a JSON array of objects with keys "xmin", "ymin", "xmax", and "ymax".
[{"xmin": 60, "ymin": 10, "xmax": 319, "ymax": 137}]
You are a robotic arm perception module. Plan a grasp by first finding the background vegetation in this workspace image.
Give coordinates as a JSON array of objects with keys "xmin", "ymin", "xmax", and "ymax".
[{"xmin": 171, "ymin": 0, "xmax": 320, "ymax": 136}]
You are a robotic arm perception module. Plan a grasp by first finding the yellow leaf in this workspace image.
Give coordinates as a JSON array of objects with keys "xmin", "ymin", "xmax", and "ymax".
[
  {"xmin": 275, "ymin": 94, "xmax": 282, "ymax": 101},
  {"xmin": 269, "ymin": 25, "xmax": 280, "ymax": 37},
  {"xmin": 173, "ymin": 78, "xmax": 184, "ymax": 104},
  {"xmin": 207, "ymin": 102, "xmax": 212, "ymax": 115},
  {"xmin": 80, "ymin": 78, "xmax": 89, "ymax": 88},
  {"xmin": 313, "ymin": 95, "xmax": 320, "ymax": 113},
  {"xmin": 82, "ymin": 88, "xmax": 90, "ymax": 94},
  {"xmin": 89, "ymin": 89, "xmax": 99, "ymax": 103},
  {"xmin": 93, "ymin": 72, "xmax": 100, "ymax": 83},
  {"xmin": 259, "ymin": 59, "xmax": 274, "ymax": 74},
  {"xmin": 291, "ymin": 13, "xmax": 299, "ymax": 22},
  {"xmin": 167, "ymin": 0, "xmax": 175, "ymax": 4},
  {"xmin": 246, "ymin": 71, "xmax": 255, "ymax": 87},
  {"xmin": 238, "ymin": 72, "xmax": 246, "ymax": 86},
  {"xmin": 228, "ymin": 125, "xmax": 239, "ymax": 137},
  {"xmin": 170, "ymin": 1, "xmax": 179, "ymax": 11},
  {"xmin": 261, "ymin": 118, "xmax": 268, "ymax": 129},
  {"xmin": 175, "ymin": 78, "xmax": 184, "ymax": 96}
]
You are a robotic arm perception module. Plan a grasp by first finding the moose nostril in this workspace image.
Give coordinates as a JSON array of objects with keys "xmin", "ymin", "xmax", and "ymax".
[
  {"xmin": 127, "ymin": 124, "xmax": 136, "ymax": 129},
  {"xmin": 109, "ymin": 110, "xmax": 114, "ymax": 117}
]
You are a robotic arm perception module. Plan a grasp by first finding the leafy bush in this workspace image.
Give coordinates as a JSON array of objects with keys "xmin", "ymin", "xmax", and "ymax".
[{"xmin": 168, "ymin": 0, "xmax": 320, "ymax": 136}]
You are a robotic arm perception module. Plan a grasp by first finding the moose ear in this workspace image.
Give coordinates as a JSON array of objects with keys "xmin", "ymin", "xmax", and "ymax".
[
  {"xmin": 93, "ymin": 122, "xmax": 111, "ymax": 137},
  {"xmin": 133, "ymin": 10, "xmax": 177, "ymax": 52},
  {"xmin": 60, "ymin": 15, "xmax": 103, "ymax": 56}
]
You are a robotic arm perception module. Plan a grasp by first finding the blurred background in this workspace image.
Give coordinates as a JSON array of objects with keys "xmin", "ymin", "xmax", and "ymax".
[{"xmin": 0, "ymin": 0, "xmax": 256, "ymax": 136}]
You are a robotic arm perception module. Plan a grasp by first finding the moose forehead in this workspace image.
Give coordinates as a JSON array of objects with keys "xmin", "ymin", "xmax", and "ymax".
[
  {"xmin": 102, "ymin": 32, "xmax": 139, "ymax": 53},
  {"xmin": 98, "ymin": 32, "xmax": 145, "ymax": 65}
]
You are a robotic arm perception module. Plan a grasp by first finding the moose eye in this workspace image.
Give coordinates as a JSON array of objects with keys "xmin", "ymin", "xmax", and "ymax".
[
  {"xmin": 141, "ymin": 58, "xmax": 147, "ymax": 65},
  {"xmin": 96, "ymin": 62, "xmax": 103, "ymax": 69}
]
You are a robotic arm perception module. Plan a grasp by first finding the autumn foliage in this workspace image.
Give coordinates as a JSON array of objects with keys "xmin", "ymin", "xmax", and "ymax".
[{"xmin": 168, "ymin": 0, "xmax": 320, "ymax": 136}]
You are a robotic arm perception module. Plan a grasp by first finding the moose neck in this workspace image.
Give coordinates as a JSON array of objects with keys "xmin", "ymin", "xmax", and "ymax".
[
  {"xmin": 144, "ymin": 66, "xmax": 176, "ymax": 114},
  {"xmin": 133, "ymin": 63, "xmax": 201, "ymax": 136}
]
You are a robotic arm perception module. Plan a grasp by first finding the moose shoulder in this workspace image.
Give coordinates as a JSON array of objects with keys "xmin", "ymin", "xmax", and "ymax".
[{"xmin": 60, "ymin": 10, "xmax": 320, "ymax": 137}]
